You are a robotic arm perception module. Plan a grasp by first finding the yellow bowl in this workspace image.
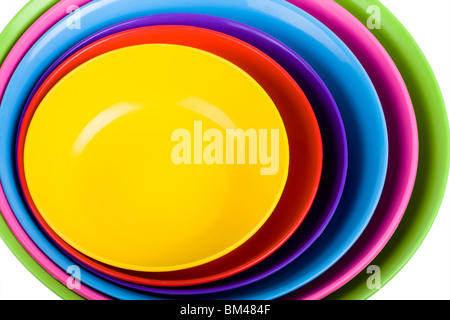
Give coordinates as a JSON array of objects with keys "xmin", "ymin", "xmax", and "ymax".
[{"xmin": 23, "ymin": 44, "xmax": 289, "ymax": 272}]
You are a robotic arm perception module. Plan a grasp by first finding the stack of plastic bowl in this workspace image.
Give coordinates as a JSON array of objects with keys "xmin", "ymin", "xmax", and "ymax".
[{"xmin": 0, "ymin": 0, "xmax": 448, "ymax": 300}]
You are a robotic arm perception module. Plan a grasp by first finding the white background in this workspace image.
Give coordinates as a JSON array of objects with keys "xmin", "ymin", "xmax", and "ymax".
[{"xmin": 0, "ymin": 0, "xmax": 449, "ymax": 300}]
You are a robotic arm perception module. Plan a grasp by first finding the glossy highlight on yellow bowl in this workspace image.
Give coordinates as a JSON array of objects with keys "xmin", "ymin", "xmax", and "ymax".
[{"xmin": 23, "ymin": 44, "xmax": 289, "ymax": 272}]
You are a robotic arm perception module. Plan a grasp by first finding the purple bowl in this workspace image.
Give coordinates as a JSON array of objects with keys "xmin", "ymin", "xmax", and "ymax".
[{"xmin": 16, "ymin": 13, "xmax": 347, "ymax": 295}]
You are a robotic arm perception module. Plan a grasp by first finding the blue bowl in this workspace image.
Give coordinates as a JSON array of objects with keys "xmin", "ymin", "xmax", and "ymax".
[{"xmin": 0, "ymin": 0, "xmax": 387, "ymax": 299}]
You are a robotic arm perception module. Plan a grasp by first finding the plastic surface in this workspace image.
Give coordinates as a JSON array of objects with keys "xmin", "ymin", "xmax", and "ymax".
[
  {"xmin": 327, "ymin": 0, "xmax": 450, "ymax": 300},
  {"xmin": 281, "ymin": 0, "xmax": 418, "ymax": 300},
  {"xmin": 0, "ymin": 0, "xmax": 59, "ymax": 64},
  {"xmin": 0, "ymin": 0, "xmax": 96, "ymax": 300}
]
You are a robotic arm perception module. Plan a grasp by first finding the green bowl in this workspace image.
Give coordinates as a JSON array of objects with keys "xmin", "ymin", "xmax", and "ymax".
[
  {"xmin": 328, "ymin": 0, "xmax": 449, "ymax": 300},
  {"xmin": 1, "ymin": 0, "xmax": 448, "ymax": 300}
]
